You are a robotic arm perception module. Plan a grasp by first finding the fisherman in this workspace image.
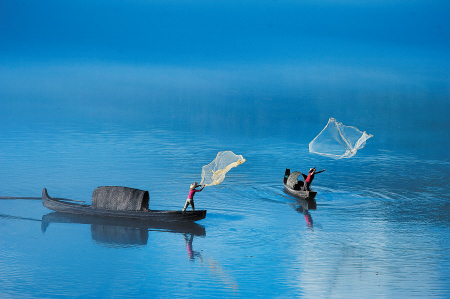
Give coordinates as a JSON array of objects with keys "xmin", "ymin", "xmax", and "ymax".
[
  {"xmin": 302, "ymin": 167, "xmax": 325, "ymax": 191},
  {"xmin": 182, "ymin": 182, "xmax": 205, "ymax": 212}
]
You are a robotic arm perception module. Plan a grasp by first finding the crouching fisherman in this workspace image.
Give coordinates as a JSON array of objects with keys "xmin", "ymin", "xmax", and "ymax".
[{"xmin": 183, "ymin": 182, "xmax": 205, "ymax": 212}]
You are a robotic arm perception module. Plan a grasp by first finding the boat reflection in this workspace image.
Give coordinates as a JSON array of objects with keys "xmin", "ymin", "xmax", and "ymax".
[{"xmin": 41, "ymin": 212, "xmax": 206, "ymax": 250}]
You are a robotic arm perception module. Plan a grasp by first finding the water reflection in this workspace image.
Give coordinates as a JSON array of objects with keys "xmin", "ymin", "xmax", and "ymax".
[
  {"xmin": 41, "ymin": 212, "xmax": 205, "ymax": 249},
  {"xmin": 184, "ymin": 233, "xmax": 203, "ymax": 262},
  {"xmin": 0, "ymin": 213, "xmax": 41, "ymax": 222},
  {"xmin": 293, "ymin": 204, "xmax": 314, "ymax": 229},
  {"xmin": 289, "ymin": 197, "xmax": 317, "ymax": 230}
]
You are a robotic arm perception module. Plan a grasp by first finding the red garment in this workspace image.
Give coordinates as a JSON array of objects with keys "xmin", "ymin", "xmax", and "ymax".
[
  {"xmin": 305, "ymin": 173, "xmax": 315, "ymax": 183},
  {"xmin": 188, "ymin": 188, "xmax": 202, "ymax": 199}
]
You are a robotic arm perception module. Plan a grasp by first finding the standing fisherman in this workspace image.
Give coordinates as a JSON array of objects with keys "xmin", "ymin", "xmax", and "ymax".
[
  {"xmin": 183, "ymin": 182, "xmax": 205, "ymax": 212},
  {"xmin": 302, "ymin": 167, "xmax": 325, "ymax": 191}
]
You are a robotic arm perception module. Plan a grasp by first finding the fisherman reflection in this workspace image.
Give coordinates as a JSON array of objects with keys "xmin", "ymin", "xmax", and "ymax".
[
  {"xmin": 184, "ymin": 233, "xmax": 202, "ymax": 262},
  {"xmin": 294, "ymin": 205, "xmax": 313, "ymax": 230}
]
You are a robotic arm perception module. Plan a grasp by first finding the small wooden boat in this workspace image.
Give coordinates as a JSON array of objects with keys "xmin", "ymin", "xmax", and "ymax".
[
  {"xmin": 42, "ymin": 187, "xmax": 206, "ymax": 222},
  {"xmin": 283, "ymin": 168, "xmax": 317, "ymax": 205}
]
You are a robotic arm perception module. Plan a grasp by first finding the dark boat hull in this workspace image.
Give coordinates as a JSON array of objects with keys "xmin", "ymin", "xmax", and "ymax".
[
  {"xmin": 42, "ymin": 188, "xmax": 206, "ymax": 222},
  {"xmin": 283, "ymin": 184, "xmax": 317, "ymax": 210},
  {"xmin": 283, "ymin": 182, "xmax": 317, "ymax": 201},
  {"xmin": 283, "ymin": 169, "xmax": 317, "ymax": 202},
  {"xmin": 283, "ymin": 169, "xmax": 317, "ymax": 210}
]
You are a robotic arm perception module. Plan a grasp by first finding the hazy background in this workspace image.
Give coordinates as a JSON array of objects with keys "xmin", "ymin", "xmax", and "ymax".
[{"xmin": 2, "ymin": 0, "xmax": 449, "ymax": 155}]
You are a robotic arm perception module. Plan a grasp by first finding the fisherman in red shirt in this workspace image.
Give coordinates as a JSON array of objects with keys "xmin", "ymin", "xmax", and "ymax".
[
  {"xmin": 302, "ymin": 167, "xmax": 325, "ymax": 191},
  {"xmin": 182, "ymin": 182, "xmax": 205, "ymax": 212}
]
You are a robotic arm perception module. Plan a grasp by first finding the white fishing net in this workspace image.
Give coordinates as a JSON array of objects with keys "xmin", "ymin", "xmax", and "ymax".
[
  {"xmin": 309, "ymin": 118, "xmax": 373, "ymax": 159},
  {"xmin": 200, "ymin": 151, "xmax": 246, "ymax": 186}
]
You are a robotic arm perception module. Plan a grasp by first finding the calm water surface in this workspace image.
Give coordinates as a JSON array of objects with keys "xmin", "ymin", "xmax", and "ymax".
[{"xmin": 1, "ymin": 93, "xmax": 449, "ymax": 297}]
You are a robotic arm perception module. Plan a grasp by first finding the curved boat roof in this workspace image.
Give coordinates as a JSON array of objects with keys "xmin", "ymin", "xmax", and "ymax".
[
  {"xmin": 92, "ymin": 186, "xmax": 149, "ymax": 211},
  {"xmin": 286, "ymin": 171, "xmax": 302, "ymax": 189}
]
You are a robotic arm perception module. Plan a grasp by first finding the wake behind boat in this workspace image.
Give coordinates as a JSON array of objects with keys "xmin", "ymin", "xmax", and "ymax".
[{"xmin": 42, "ymin": 187, "xmax": 206, "ymax": 222}]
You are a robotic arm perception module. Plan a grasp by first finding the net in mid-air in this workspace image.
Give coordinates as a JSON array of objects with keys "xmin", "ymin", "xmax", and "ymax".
[
  {"xmin": 309, "ymin": 118, "xmax": 373, "ymax": 159},
  {"xmin": 200, "ymin": 151, "xmax": 246, "ymax": 186}
]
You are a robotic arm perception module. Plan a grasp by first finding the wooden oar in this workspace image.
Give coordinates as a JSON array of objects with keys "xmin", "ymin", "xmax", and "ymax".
[
  {"xmin": 0, "ymin": 196, "xmax": 41, "ymax": 200},
  {"xmin": 0, "ymin": 196, "xmax": 84, "ymax": 203}
]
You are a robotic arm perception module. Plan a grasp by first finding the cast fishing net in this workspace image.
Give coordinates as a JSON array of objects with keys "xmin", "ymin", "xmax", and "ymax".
[
  {"xmin": 200, "ymin": 151, "xmax": 246, "ymax": 186},
  {"xmin": 309, "ymin": 118, "xmax": 373, "ymax": 159}
]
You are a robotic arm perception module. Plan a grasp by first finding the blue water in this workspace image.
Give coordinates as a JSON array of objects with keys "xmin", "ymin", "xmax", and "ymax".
[{"xmin": 1, "ymin": 1, "xmax": 450, "ymax": 298}]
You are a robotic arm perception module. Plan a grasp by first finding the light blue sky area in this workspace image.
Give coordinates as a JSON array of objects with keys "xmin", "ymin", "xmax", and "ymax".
[
  {"xmin": 1, "ymin": 0, "xmax": 449, "ymax": 158},
  {"xmin": 1, "ymin": 0, "xmax": 449, "ymax": 64}
]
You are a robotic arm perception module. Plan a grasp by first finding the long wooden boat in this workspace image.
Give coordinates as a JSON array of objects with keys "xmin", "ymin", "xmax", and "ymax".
[
  {"xmin": 283, "ymin": 169, "xmax": 317, "ymax": 206},
  {"xmin": 42, "ymin": 188, "xmax": 206, "ymax": 222}
]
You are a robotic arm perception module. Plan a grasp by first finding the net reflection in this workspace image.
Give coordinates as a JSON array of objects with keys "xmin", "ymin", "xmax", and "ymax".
[{"xmin": 41, "ymin": 212, "xmax": 206, "ymax": 249}]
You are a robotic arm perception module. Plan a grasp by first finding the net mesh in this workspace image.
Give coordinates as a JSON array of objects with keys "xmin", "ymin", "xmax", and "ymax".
[
  {"xmin": 200, "ymin": 151, "xmax": 246, "ymax": 186},
  {"xmin": 309, "ymin": 118, "xmax": 373, "ymax": 159}
]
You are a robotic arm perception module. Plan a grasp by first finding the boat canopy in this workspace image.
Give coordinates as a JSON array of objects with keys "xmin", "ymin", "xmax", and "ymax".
[
  {"xmin": 91, "ymin": 186, "xmax": 149, "ymax": 211},
  {"xmin": 286, "ymin": 171, "xmax": 303, "ymax": 189}
]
